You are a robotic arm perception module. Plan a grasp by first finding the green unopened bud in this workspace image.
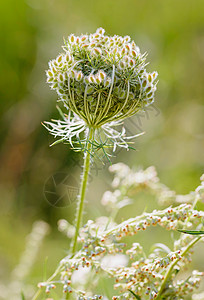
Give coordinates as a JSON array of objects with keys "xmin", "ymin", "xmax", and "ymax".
[
  {"xmin": 65, "ymin": 54, "xmax": 72, "ymax": 63},
  {"xmin": 119, "ymin": 61, "xmax": 126, "ymax": 69},
  {"xmin": 96, "ymin": 27, "xmax": 105, "ymax": 35},
  {"xmin": 69, "ymin": 34, "xmax": 75, "ymax": 43},
  {"xmin": 129, "ymin": 59, "xmax": 135, "ymax": 67},
  {"xmin": 75, "ymin": 71, "xmax": 83, "ymax": 81},
  {"xmin": 58, "ymin": 74, "xmax": 64, "ymax": 82},
  {"xmin": 132, "ymin": 50, "xmax": 137, "ymax": 57},
  {"xmin": 57, "ymin": 55, "xmax": 63, "ymax": 63},
  {"xmin": 93, "ymin": 47, "xmax": 102, "ymax": 56},
  {"xmin": 123, "ymin": 55, "xmax": 129, "ymax": 63},
  {"xmin": 82, "ymin": 44, "xmax": 89, "ymax": 49},
  {"xmin": 125, "ymin": 44, "xmax": 131, "ymax": 51},
  {"xmin": 70, "ymin": 69, "xmax": 75, "ymax": 79},
  {"xmin": 146, "ymin": 86, "xmax": 152, "ymax": 93},
  {"xmin": 119, "ymin": 90, "xmax": 126, "ymax": 99},
  {"xmin": 88, "ymin": 74, "xmax": 96, "ymax": 84},
  {"xmin": 47, "ymin": 70, "xmax": 53, "ymax": 77},
  {"xmin": 104, "ymin": 77, "xmax": 112, "ymax": 87},
  {"xmin": 152, "ymin": 71, "xmax": 158, "ymax": 81},
  {"xmin": 142, "ymin": 80, "xmax": 147, "ymax": 88}
]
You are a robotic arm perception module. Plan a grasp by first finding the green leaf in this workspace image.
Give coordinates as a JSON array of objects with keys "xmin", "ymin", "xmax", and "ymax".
[
  {"xmin": 128, "ymin": 289, "xmax": 141, "ymax": 299},
  {"xmin": 178, "ymin": 229, "xmax": 204, "ymax": 235},
  {"xmin": 21, "ymin": 291, "xmax": 25, "ymax": 300},
  {"xmin": 49, "ymin": 138, "xmax": 65, "ymax": 146}
]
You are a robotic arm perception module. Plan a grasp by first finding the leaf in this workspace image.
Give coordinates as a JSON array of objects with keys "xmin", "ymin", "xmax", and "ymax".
[
  {"xmin": 128, "ymin": 289, "xmax": 141, "ymax": 299},
  {"xmin": 178, "ymin": 229, "xmax": 204, "ymax": 235},
  {"xmin": 21, "ymin": 291, "xmax": 25, "ymax": 300},
  {"xmin": 49, "ymin": 138, "xmax": 65, "ymax": 147}
]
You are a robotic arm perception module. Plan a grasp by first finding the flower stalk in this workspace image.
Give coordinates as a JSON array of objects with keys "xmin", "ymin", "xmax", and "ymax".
[
  {"xmin": 70, "ymin": 128, "xmax": 94, "ymax": 255},
  {"xmin": 155, "ymin": 236, "xmax": 202, "ymax": 300}
]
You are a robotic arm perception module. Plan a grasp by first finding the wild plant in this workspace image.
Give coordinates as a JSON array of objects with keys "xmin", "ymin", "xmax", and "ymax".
[{"xmin": 31, "ymin": 28, "xmax": 204, "ymax": 300}]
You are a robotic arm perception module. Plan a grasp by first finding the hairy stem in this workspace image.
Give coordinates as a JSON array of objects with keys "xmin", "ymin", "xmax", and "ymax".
[
  {"xmin": 70, "ymin": 128, "xmax": 94, "ymax": 255},
  {"xmin": 155, "ymin": 236, "xmax": 201, "ymax": 300}
]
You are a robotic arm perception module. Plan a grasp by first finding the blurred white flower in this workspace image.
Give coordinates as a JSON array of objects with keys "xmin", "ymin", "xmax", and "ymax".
[{"xmin": 101, "ymin": 254, "xmax": 128, "ymax": 269}]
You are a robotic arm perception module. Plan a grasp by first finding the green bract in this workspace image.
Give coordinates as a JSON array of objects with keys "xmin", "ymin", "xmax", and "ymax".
[{"xmin": 46, "ymin": 27, "xmax": 158, "ymax": 128}]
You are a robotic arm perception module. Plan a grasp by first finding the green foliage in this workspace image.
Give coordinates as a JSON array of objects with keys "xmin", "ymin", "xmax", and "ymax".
[
  {"xmin": 21, "ymin": 291, "xmax": 26, "ymax": 300},
  {"xmin": 178, "ymin": 230, "xmax": 204, "ymax": 235}
]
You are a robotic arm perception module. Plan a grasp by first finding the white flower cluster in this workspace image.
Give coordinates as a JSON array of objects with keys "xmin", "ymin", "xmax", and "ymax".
[
  {"xmin": 104, "ymin": 204, "xmax": 204, "ymax": 239},
  {"xmin": 46, "ymin": 28, "xmax": 158, "ymax": 128},
  {"xmin": 37, "ymin": 203, "xmax": 203, "ymax": 299},
  {"xmin": 36, "ymin": 165, "xmax": 204, "ymax": 300},
  {"xmin": 105, "ymin": 163, "xmax": 200, "ymax": 206}
]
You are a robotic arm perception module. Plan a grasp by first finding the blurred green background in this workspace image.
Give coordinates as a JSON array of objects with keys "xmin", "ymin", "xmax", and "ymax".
[{"xmin": 0, "ymin": 0, "xmax": 204, "ymax": 298}]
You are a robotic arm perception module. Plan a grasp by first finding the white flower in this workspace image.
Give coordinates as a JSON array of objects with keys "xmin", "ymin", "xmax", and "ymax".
[
  {"xmin": 45, "ymin": 28, "xmax": 158, "ymax": 155},
  {"xmin": 101, "ymin": 254, "xmax": 128, "ymax": 269}
]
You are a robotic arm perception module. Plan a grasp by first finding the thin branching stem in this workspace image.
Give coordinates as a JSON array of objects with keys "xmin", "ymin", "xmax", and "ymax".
[
  {"xmin": 31, "ymin": 265, "xmax": 62, "ymax": 300},
  {"xmin": 155, "ymin": 236, "xmax": 202, "ymax": 300}
]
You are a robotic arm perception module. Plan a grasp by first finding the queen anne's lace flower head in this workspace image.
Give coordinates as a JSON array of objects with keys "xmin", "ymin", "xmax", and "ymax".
[
  {"xmin": 45, "ymin": 28, "xmax": 158, "ymax": 154},
  {"xmin": 47, "ymin": 27, "xmax": 158, "ymax": 127}
]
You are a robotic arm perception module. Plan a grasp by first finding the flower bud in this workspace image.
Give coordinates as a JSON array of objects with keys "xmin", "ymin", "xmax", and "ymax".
[
  {"xmin": 152, "ymin": 71, "xmax": 158, "ymax": 81},
  {"xmin": 81, "ymin": 35, "xmax": 87, "ymax": 42},
  {"xmin": 132, "ymin": 50, "xmax": 137, "ymax": 57},
  {"xmin": 57, "ymin": 55, "xmax": 63, "ymax": 63},
  {"xmin": 119, "ymin": 90, "xmax": 126, "ymax": 99},
  {"xmin": 82, "ymin": 44, "xmax": 89, "ymax": 49},
  {"xmin": 119, "ymin": 61, "xmax": 126, "ymax": 69},
  {"xmin": 75, "ymin": 71, "xmax": 83, "ymax": 81},
  {"xmin": 69, "ymin": 34, "xmax": 75, "ymax": 43},
  {"xmin": 142, "ymin": 79, "xmax": 148, "ymax": 88},
  {"xmin": 98, "ymin": 70, "xmax": 106, "ymax": 81},
  {"xmin": 93, "ymin": 47, "xmax": 102, "ymax": 56},
  {"xmin": 96, "ymin": 27, "xmax": 105, "ymax": 35},
  {"xmin": 124, "ymin": 35, "xmax": 131, "ymax": 42},
  {"xmin": 104, "ymin": 77, "xmax": 112, "ymax": 87},
  {"xmin": 125, "ymin": 44, "xmax": 131, "ymax": 51},
  {"xmin": 88, "ymin": 74, "xmax": 96, "ymax": 84},
  {"xmin": 65, "ymin": 54, "xmax": 72, "ymax": 63},
  {"xmin": 58, "ymin": 73, "xmax": 64, "ymax": 82},
  {"xmin": 70, "ymin": 69, "xmax": 76, "ymax": 79},
  {"xmin": 129, "ymin": 59, "xmax": 135, "ymax": 67},
  {"xmin": 123, "ymin": 55, "xmax": 129, "ymax": 63}
]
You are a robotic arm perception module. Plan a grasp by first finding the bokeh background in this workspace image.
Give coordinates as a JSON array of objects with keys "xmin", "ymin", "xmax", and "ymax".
[{"xmin": 0, "ymin": 0, "xmax": 204, "ymax": 298}]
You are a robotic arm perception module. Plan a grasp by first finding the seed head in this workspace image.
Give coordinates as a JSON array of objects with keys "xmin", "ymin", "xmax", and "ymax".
[{"xmin": 46, "ymin": 28, "xmax": 158, "ymax": 128}]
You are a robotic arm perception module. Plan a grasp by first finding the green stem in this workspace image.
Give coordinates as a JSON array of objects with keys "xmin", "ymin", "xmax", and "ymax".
[
  {"xmin": 31, "ymin": 265, "xmax": 62, "ymax": 300},
  {"xmin": 155, "ymin": 236, "xmax": 201, "ymax": 300},
  {"xmin": 32, "ymin": 129, "xmax": 94, "ymax": 300},
  {"xmin": 70, "ymin": 128, "xmax": 94, "ymax": 255}
]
